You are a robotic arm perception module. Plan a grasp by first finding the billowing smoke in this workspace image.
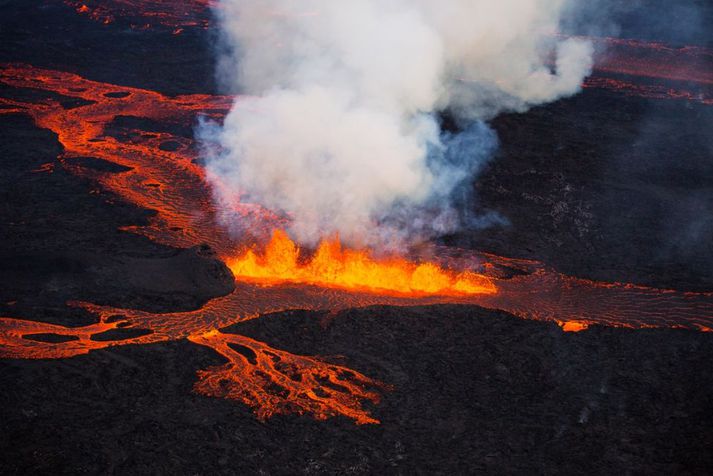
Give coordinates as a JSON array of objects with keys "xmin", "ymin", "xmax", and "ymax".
[{"xmin": 201, "ymin": 0, "xmax": 593, "ymax": 249}]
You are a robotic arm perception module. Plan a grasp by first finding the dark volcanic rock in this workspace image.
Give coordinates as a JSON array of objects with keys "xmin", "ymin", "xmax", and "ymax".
[
  {"xmin": 90, "ymin": 327, "xmax": 153, "ymax": 341},
  {"xmin": 22, "ymin": 333, "xmax": 80, "ymax": 344},
  {"xmin": 448, "ymin": 88, "xmax": 713, "ymax": 292},
  {"xmin": 0, "ymin": 114, "xmax": 234, "ymax": 326},
  {"xmin": 1, "ymin": 306, "xmax": 712, "ymax": 475},
  {"xmin": 0, "ymin": 0, "xmax": 216, "ymax": 96},
  {"xmin": 63, "ymin": 156, "xmax": 133, "ymax": 173}
]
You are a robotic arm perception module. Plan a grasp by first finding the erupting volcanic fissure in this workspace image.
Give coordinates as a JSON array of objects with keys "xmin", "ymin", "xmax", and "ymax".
[
  {"xmin": 1, "ymin": 63, "xmax": 713, "ymax": 425},
  {"xmin": 228, "ymin": 230, "xmax": 497, "ymax": 297}
]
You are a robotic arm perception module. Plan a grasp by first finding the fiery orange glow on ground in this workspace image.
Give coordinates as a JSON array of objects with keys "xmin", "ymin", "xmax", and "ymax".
[
  {"xmin": 63, "ymin": 0, "xmax": 214, "ymax": 30},
  {"xmin": 558, "ymin": 320, "xmax": 589, "ymax": 333},
  {"xmin": 189, "ymin": 330, "xmax": 387, "ymax": 424},
  {"xmin": 228, "ymin": 230, "xmax": 497, "ymax": 297},
  {"xmin": 2, "ymin": 64, "xmax": 713, "ymax": 425}
]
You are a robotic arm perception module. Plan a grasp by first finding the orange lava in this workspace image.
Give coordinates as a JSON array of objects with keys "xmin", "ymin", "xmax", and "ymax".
[
  {"xmin": 189, "ymin": 330, "xmax": 386, "ymax": 424},
  {"xmin": 0, "ymin": 63, "xmax": 277, "ymax": 255},
  {"xmin": 558, "ymin": 321, "xmax": 589, "ymax": 333},
  {"xmin": 2, "ymin": 64, "xmax": 713, "ymax": 425},
  {"xmin": 228, "ymin": 230, "xmax": 497, "ymax": 297},
  {"xmin": 64, "ymin": 0, "xmax": 214, "ymax": 29}
]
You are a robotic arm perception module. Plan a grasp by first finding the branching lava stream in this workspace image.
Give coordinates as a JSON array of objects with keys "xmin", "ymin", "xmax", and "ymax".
[{"xmin": 1, "ymin": 63, "xmax": 712, "ymax": 425}]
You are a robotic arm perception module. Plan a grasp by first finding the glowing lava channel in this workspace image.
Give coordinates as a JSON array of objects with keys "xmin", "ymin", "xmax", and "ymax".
[{"xmin": 189, "ymin": 330, "xmax": 388, "ymax": 425}]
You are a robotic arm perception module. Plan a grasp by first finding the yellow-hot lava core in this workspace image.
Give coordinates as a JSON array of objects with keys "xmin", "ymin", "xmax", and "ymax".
[{"xmin": 227, "ymin": 230, "xmax": 497, "ymax": 297}]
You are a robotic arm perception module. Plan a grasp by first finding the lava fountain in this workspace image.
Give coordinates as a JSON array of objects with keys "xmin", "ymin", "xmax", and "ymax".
[{"xmin": 228, "ymin": 230, "xmax": 496, "ymax": 297}]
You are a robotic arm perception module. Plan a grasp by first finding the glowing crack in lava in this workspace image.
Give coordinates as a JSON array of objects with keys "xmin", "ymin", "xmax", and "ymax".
[{"xmin": 1, "ymin": 64, "xmax": 713, "ymax": 425}]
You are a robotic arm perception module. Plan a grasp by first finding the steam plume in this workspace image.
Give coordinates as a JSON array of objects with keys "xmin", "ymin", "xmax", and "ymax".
[{"xmin": 202, "ymin": 0, "xmax": 593, "ymax": 249}]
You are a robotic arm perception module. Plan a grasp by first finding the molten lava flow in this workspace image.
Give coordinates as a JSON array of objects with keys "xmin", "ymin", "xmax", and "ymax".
[
  {"xmin": 0, "ymin": 315, "xmax": 145, "ymax": 359},
  {"xmin": 586, "ymin": 36, "xmax": 713, "ymax": 85},
  {"xmin": 582, "ymin": 76, "xmax": 713, "ymax": 105},
  {"xmin": 0, "ymin": 63, "xmax": 281, "ymax": 255},
  {"xmin": 228, "ymin": 230, "xmax": 497, "ymax": 297},
  {"xmin": 582, "ymin": 35, "xmax": 713, "ymax": 105},
  {"xmin": 2, "ymin": 64, "xmax": 713, "ymax": 425},
  {"xmin": 63, "ymin": 0, "xmax": 214, "ymax": 30},
  {"xmin": 558, "ymin": 320, "xmax": 589, "ymax": 333},
  {"xmin": 189, "ymin": 330, "xmax": 386, "ymax": 424}
]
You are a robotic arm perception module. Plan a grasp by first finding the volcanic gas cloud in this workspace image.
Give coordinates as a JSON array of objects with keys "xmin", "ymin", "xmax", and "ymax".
[{"xmin": 202, "ymin": 0, "xmax": 594, "ymax": 249}]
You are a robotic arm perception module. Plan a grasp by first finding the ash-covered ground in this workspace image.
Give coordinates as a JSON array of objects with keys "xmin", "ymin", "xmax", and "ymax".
[{"xmin": 1, "ymin": 1, "xmax": 712, "ymax": 474}]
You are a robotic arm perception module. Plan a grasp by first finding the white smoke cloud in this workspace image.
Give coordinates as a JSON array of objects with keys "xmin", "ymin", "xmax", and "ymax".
[{"xmin": 202, "ymin": 0, "xmax": 593, "ymax": 249}]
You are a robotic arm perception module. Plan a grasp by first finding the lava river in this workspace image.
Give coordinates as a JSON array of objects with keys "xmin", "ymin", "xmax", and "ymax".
[{"xmin": 1, "ymin": 64, "xmax": 712, "ymax": 425}]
